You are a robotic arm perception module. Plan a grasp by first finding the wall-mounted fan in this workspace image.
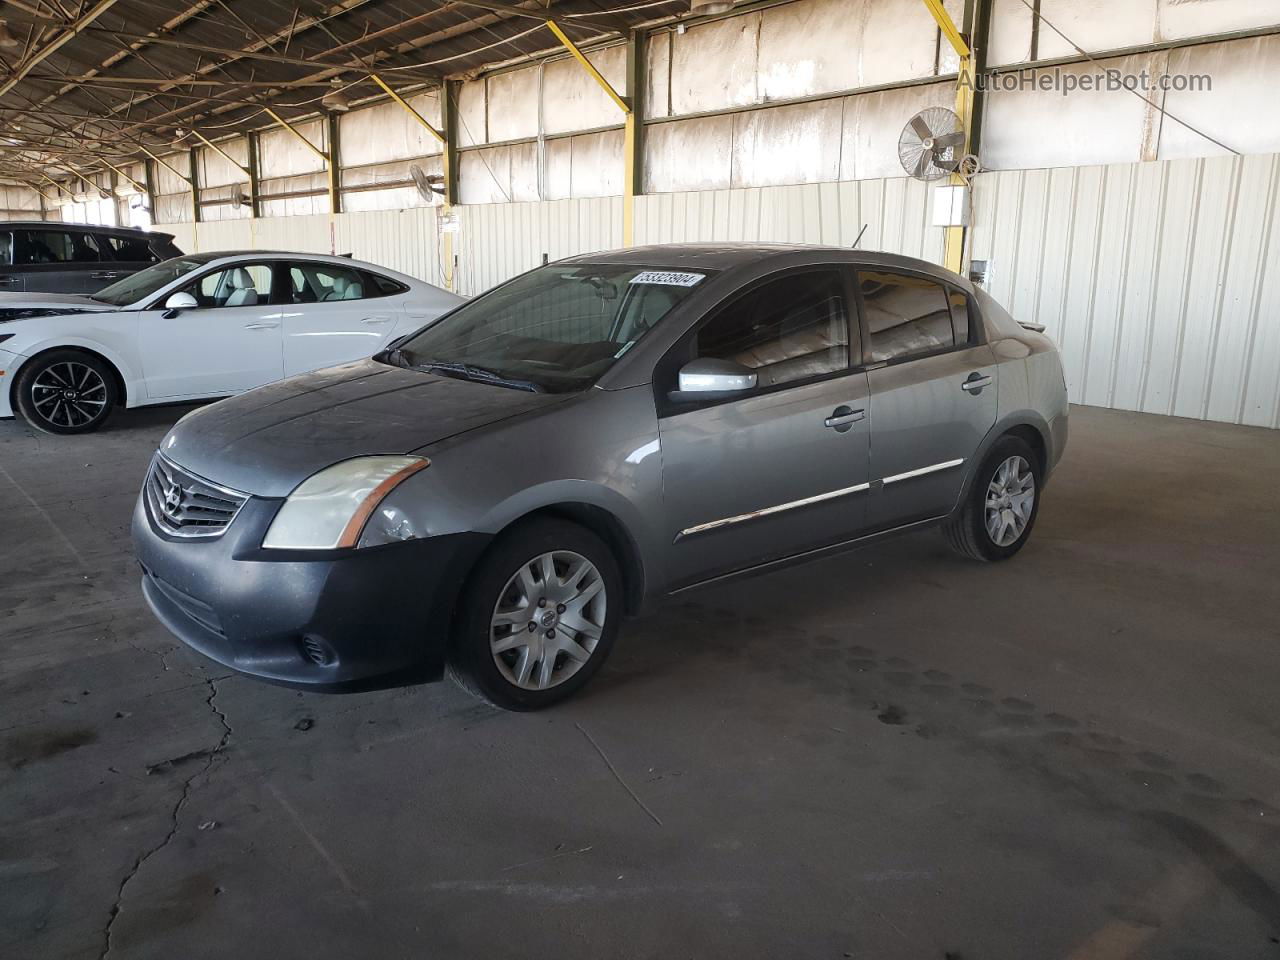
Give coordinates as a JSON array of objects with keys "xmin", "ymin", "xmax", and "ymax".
[
  {"xmin": 230, "ymin": 183, "xmax": 252, "ymax": 207},
  {"xmin": 410, "ymin": 163, "xmax": 446, "ymax": 202},
  {"xmin": 898, "ymin": 108, "xmax": 967, "ymax": 181}
]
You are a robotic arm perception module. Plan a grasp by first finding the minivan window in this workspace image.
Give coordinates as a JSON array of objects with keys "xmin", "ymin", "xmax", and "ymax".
[
  {"xmin": 858, "ymin": 270, "xmax": 955, "ymax": 363},
  {"xmin": 0, "ymin": 231, "xmax": 10, "ymax": 266},
  {"xmin": 12, "ymin": 230, "xmax": 103, "ymax": 265},
  {"xmin": 696, "ymin": 271, "xmax": 849, "ymax": 389},
  {"xmin": 107, "ymin": 235, "xmax": 158, "ymax": 263},
  {"xmin": 393, "ymin": 264, "xmax": 708, "ymax": 393}
]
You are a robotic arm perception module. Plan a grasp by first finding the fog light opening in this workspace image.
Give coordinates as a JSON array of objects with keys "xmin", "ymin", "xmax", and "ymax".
[{"xmin": 300, "ymin": 635, "xmax": 337, "ymax": 667}]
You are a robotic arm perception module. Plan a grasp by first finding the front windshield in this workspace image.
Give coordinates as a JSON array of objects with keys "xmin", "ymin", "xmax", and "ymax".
[
  {"xmin": 91, "ymin": 256, "xmax": 214, "ymax": 307},
  {"xmin": 390, "ymin": 264, "xmax": 710, "ymax": 393}
]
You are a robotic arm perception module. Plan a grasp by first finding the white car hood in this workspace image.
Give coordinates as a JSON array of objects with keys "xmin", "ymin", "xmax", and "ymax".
[{"xmin": 0, "ymin": 291, "xmax": 118, "ymax": 312}]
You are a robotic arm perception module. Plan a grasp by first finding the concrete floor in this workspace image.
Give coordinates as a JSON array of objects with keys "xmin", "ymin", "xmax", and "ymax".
[{"xmin": 2, "ymin": 403, "xmax": 1279, "ymax": 960}]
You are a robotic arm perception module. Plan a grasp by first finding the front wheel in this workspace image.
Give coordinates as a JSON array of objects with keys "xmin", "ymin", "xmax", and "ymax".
[
  {"xmin": 14, "ymin": 349, "xmax": 118, "ymax": 435},
  {"xmin": 944, "ymin": 435, "xmax": 1041, "ymax": 561},
  {"xmin": 447, "ymin": 518, "xmax": 622, "ymax": 710}
]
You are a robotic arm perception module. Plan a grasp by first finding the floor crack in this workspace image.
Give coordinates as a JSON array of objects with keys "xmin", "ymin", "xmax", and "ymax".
[{"xmin": 98, "ymin": 675, "xmax": 233, "ymax": 960}]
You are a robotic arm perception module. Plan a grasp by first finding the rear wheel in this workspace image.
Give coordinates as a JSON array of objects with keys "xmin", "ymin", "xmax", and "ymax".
[
  {"xmin": 14, "ymin": 349, "xmax": 118, "ymax": 435},
  {"xmin": 944, "ymin": 435, "xmax": 1041, "ymax": 561},
  {"xmin": 447, "ymin": 518, "xmax": 622, "ymax": 710}
]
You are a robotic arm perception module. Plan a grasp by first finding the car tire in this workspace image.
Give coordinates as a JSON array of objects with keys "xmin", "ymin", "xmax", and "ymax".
[
  {"xmin": 944, "ymin": 435, "xmax": 1042, "ymax": 562},
  {"xmin": 447, "ymin": 517, "xmax": 623, "ymax": 711},
  {"xmin": 14, "ymin": 349, "xmax": 118, "ymax": 436}
]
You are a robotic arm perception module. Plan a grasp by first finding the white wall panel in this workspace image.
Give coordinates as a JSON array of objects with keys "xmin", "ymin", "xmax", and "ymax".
[
  {"xmin": 1159, "ymin": 35, "xmax": 1280, "ymax": 159},
  {"xmin": 840, "ymin": 82, "xmax": 956, "ymax": 180},
  {"xmin": 982, "ymin": 54, "xmax": 1158, "ymax": 169},
  {"xmin": 668, "ymin": 16, "xmax": 760, "ymax": 115},
  {"xmin": 340, "ymin": 91, "xmax": 442, "ymax": 165},
  {"xmin": 486, "ymin": 67, "xmax": 540, "ymax": 143},
  {"xmin": 259, "ymin": 120, "xmax": 326, "ymax": 176},
  {"xmin": 542, "ymin": 45, "xmax": 627, "ymax": 136},
  {"xmin": 634, "ymin": 176, "xmax": 943, "ymax": 264},
  {"xmin": 731, "ymin": 100, "xmax": 843, "ymax": 187},
  {"xmin": 456, "ymin": 197, "xmax": 623, "ymax": 295},
  {"xmin": 969, "ymin": 152, "xmax": 1280, "ymax": 428},
  {"xmin": 197, "ymin": 139, "xmax": 248, "ymax": 188}
]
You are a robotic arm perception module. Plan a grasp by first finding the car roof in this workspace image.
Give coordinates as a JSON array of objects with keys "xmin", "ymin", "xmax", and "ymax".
[
  {"xmin": 194, "ymin": 250, "xmax": 403, "ymax": 270},
  {"xmin": 0, "ymin": 220, "xmax": 173, "ymax": 240},
  {"xmin": 558, "ymin": 241, "xmax": 961, "ymax": 282}
]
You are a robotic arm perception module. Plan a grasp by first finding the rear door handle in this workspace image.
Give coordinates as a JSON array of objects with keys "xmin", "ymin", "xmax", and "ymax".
[
  {"xmin": 0, "ymin": 277, "xmax": 18, "ymax": 285},
  {"xmin": 90, "ymin": 271, "xmax": 122, "ymax": 280},
  {"xmin": 243, "ymin": 321, "xmax": 280, "ymax": 330},
  {"xmin": 360, "ymin": 316, "xmax": 391, "ymax": 324},
  {"xmin": 961, "ymin": 373, "xmax": 993, "ymax": 393},
  {"xmin": 824, "ymin": 405, "xmax": 865, "ymax": 432}
]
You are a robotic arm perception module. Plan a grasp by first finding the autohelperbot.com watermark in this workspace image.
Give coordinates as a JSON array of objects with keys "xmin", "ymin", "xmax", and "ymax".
[{"xmin": 964, "ymin": 67, "xmax": 1212, "ymax": 96}]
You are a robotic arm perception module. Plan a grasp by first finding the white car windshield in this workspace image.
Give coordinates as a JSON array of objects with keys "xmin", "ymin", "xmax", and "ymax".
[
  {"xmin": 390, "ymin": 264, "xmax": 710, "ymax": 393},
  {"xmin": 91, "ymin": 255, "xmax": 217, "ymax": 307}
]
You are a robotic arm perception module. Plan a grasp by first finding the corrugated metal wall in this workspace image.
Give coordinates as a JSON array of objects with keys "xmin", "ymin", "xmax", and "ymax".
[
  {"xmin": 634, "ymin": 178, "xmax": 944, "ymax": 262},
  {"xmin": 969, "ymin": 152, "xmax": 1280, "ymax": 429}
]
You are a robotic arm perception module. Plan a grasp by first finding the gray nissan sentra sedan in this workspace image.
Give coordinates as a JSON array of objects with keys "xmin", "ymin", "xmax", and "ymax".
[{"xmin": 133, "ymin": 243, "xmax": 1068, "ymax": 710}]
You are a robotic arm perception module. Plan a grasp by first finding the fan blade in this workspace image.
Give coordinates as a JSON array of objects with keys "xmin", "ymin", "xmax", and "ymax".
[
  {"xmin": 913, "ymin": 151, "xmax": 931, "ymax": 179},
  {"xmin": 935, "ymin": 131, "xmax": 966, "ymax": 148},
  {"xmin": 909, "ymin": 115, "xmax": 933, "ymax": 142}
]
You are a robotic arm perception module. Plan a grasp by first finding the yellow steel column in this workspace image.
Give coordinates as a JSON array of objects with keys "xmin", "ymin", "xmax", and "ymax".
[{"xmin": 921, "ymin": 0, "xmax": 973, "ymax": 275}]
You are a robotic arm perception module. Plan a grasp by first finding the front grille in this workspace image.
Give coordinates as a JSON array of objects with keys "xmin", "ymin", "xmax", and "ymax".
[{"xmin": 144, "ymin": 454, "xmax": 248, "ymax": 539}]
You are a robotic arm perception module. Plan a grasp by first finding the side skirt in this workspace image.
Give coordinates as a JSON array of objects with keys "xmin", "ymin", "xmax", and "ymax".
[{"xmin": 667, "ymin": 514, "xmax": 948, "ymax": 596}]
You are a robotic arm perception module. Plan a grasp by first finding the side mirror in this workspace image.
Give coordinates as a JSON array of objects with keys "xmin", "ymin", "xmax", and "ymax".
[
  {"xmin": 669, "ymin": 357, "xmax": 757, "ymax": 403},
  {"xmin": 161, "ymin": 291, "xmax": 197, "ymax": 319}
]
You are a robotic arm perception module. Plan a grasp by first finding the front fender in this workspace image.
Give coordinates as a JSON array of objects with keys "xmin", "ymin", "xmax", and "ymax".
[{"xmin": 8, "ymin": 335, "xmax": 144, "ymax": 407}]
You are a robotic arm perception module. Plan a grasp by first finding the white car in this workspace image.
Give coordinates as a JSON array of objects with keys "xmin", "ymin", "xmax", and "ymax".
[{"xmin": 0, "ymin": 251, "xmax": 463, "ymax": 434}]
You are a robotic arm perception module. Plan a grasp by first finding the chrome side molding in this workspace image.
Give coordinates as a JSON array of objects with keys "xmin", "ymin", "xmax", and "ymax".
[
  {"xmin": 678, "ymin": 458, "xmax": 965, "ymax": 540},
  {"xmin": 881, "ymin": 458, "xmax": 965, "ymax": 485},
  {"xmin": 677, "ymin": 481, "xmax": 872, "ymax": 540}
]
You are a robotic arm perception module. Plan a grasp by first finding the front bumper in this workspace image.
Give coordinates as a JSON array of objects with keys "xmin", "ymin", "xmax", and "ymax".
[
  {"xmin": 131, "ymin": 485, "xmax": 489, "ymax": 690},
  {"xmin": 0, "ymin": 349, "xmax": 20, "ymax": 418}
]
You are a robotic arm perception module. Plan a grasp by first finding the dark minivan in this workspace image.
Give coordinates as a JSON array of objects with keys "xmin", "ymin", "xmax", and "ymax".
[{"xmin": 0, "ymin": 222, "xmax": 183, "ymax": 294}]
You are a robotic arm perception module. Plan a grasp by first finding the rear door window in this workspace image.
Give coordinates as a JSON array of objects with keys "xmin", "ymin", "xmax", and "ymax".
[
  {"xmin": 0, "ymin": 232, "xmax": 11, "ymax": 266},
  {"xmin": 857, "ymin": 270, "xmax": 955, "ymax": 364},
  {"xmin": 287, "ymin": 262, "xmax": 369, "ymax": 304}
]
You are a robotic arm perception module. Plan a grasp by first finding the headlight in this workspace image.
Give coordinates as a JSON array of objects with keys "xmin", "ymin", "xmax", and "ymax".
[{"xmin": 262, "ymin": 456, "xmax": 430, "ymax": 550}]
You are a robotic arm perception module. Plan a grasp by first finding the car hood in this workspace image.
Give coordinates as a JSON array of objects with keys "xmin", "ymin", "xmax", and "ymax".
[
  {"xmin": 0, "ymin": 291, "xmax": 119, "ymax": 321},
  {"xmin": 159, "ymin": 358, "xmax": 572, "ymax": 497}
]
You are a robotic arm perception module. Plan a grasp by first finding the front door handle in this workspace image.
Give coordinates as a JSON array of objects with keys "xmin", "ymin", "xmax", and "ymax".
[
  {"xmin": 0, "ymin": 276, "xmax": 18, "ymax": 285},
  {"xmin": 90, "ymin": 271, "xmax": 122, "ymax": 280},
  {"xmin": 961, "ymin": 373, "xmax": 993, "ymax": 394},
  {"xmin": 824, "ymin": 405, "xmax": 865, "ymax": 432},
  {"xmin": 360, "ymin": 316, "xmax": 391, "ymax": 324},
  {"xmin": 243, "ymin": 321, "xmax": 280, "ymax": 330}
]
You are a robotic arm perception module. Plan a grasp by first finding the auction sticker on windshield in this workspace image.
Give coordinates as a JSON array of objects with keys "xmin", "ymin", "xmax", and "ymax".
[{"xmin": 629, "ymin": 271, "xmax": 705, "ymax": 287}]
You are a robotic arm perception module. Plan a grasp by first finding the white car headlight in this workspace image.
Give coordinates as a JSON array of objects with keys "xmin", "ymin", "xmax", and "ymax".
[{"xmin": 262, "ymin": 456, "xmax": 430, "ymax": 550}]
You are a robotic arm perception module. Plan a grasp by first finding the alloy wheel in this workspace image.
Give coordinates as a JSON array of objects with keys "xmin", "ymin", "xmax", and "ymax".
[
  {"xmin": 31, "ymin": 361, "xmax": 108, "ymax": 429},
  {"xmin": 489, "ymin": 550, "xmax": 606, "ymax": 691},
  {"xmin": 985, "ymin": 455, "xmax": 1035, "ymax": 547}
]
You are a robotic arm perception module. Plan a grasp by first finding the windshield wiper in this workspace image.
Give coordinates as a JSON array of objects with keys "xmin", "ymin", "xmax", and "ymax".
[{"xmin": 413, "ymin": 359, "xmax": 544, "ymax": 393}]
